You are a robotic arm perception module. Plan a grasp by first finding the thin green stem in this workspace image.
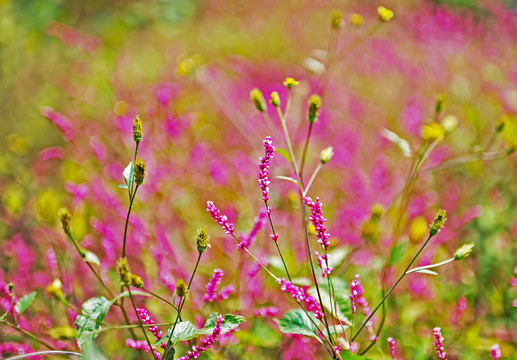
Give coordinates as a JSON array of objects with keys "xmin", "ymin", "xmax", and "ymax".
[
  {"xmin": 142, "ymin": 287, "xmax": 178, "ymax": 311},
  {"xmin": 129, "ymin": 142, "xmax": 140, "ymax": 197},
  {"xmin": 283, "ymin": 89, "xmax": 293, "ymax": 121},
  {"xmin": 127, "ymin": 287, "xmax": 158, "ymax": 360},
  {"xmin": 122, "ymin": 184, "xmax": 139, "ymax": 258},
  {"xmin": 262, "ymin": 112, "xmax": 286, "ymax": 148},
  {"xmin": 264, "ymin": 199, "xmax": 292, "ymax": 281},
  {"xmin": 277, "ymin": 107, "xmax": 301, "ymax": 179},
  {"xmin": 102, "ymin": 322, "xmax": 178, "ymax": 331},
  {"xmin": 300, "ymin": 123, "xmax": 313, "ymax": 176},
  {"xmin": 3, "ymin": 320, "xmax": 56, "ymax": 350},
  {"xmin": 352, "ymin": 233, "xmax": 435, "ymax": 341},
  {"xmin": 303, "ymin": 163, "xmax": 322, "ymax": 196}
]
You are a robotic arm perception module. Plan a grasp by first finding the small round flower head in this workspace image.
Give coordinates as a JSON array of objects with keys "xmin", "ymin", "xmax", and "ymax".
[
  {"xmin": 435, "ymin": 94, "xmax": 446, "ymax": 114},
  {"xmin": 370, "ymin": 204, "xmax": 385, "ymax": 221},
  {"xmin": 196, "ymin": 228, "xmax": 210, "ymax": 253},
  {"xmin": 454, "ymin": 243, "xmax": 475, "ymax": 260},
  {"xmin": 490, "ymin": 344, "xmax": 502, "ymax": 360},
  {"xmin": 283, "ymin": 77, "xmax": 300, "ymax": 90},
  {"xmin": 250, "ymin": 88, "xmax": 267, "ymax": 113},
  {"xmin": 270, "ymin": 91, "xmax": 280, "ymax": 107},
  {"xmin": 134, "ymin": 158, "xmax": 146, "ymax": 185},
  {"xmin": 421, "ymin": 122, "xmax": 445, "ymax": 142},
  {"xmin": 176, "ymin": 278, "xmax": 188, "ymax": 298},
  {"xmin": 46, "ymin": 279, "xmax": 64, "ymax": 300},
  {"xmin": 58, "ymin": 207, "xmax": 71, "ymax": 235},
  {"xmin": 350, "ymin": 13, "xmax": 364, "ymax": 27},
  {"xmin": 331, "ymin": 10, "xmax": 344, "ymax": 29},
  {"xmin": 130, "ymin": 274, "xmax": 144, "ymax": 288},
  {"xmin": 378, "ymin": 6, "xmax": 394, "ymax": 22},
  {"xmin": 430, "ymin": 209, "xmax": 447, "ymax": 236},
  {"xmin": 320, "ymin": 146, "xmax": 334, "ymax": 164},
  {"xmin": 133, "ymin": 115, "xmax": 143, "ymax": 143},
  {"xmin": 117, "ymin": 257, "xmax": 132, "ymax": 286},
  {"xmin": 308, "ymin": 95, "xmax": 321, "ymax": 123}
]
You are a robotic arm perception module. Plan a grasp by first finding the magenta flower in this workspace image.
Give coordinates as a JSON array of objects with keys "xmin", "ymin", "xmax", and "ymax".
[
  {"xmin": 40, "ymin": 106, "xmax": 75, "ymax": 141},
  {"xmin": 304, "ymin": 197, "xmax": 331, "ymax": 250},
  {"xmin": 178, "ymin": 314, "xmax": 224, "ymax": 360},
  {"xmin": 315, "ymin": 251, "xmax": 333, "ymax": 278},
  {"xmin": 125, "ymin": 339, "xmax": 162, "ymax": 359},
  {"xmin": 279, "ymin": 278, "xmax": 323, "ymax": 319},
  {"xmin": 204, "ymin": 269, "xmax": 224, "ymax": 302},
  {"xmin": 433, "ymin": 327, "xmax": 447, "ymax": 360},
  {"xmin": 258, "ymin": 136, "xmax": 275, "ymax": 202},
  {"xmin": 387, "ymin": 337, "xmax": 396, "ymax": 359},
  {"xmin": 0, "ymin": 342, "xmax": 41, "ymax": 360},
  {"xmin": 206, "ymin": 201, "xmax": 235, "ymax": 235},
  {"xmin": 137, "ymin": 307, "xmax": 166, "ymax": 348},
  {"xmin": 490, "ymin": 344, "xmax": 502, "ymax": 360},
  {"xmin": 350, "ymin": 274, "xmax": 363, "ymax": 315}
]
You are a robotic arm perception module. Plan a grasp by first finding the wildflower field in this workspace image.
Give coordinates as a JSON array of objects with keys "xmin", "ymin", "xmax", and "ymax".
[{"xmin": 1, "ymin": 0, "xmax": 517, "ymax": 359}]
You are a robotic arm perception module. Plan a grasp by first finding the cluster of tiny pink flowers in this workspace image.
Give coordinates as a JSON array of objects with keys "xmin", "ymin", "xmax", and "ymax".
[
  {"xmin": 203, "ymin": 269, "xmax": 224, "ymax": 302},
  {"xmin": 490, "ymin": 344, "xmax": 502, "ymax": 360},
  {"xmin": 215, "ymin": 285, "xmax": 234, "ymax": 302},
  {"xmin": 125, "ymin": 339, "xmax": 162, "ymax": 359},
  {"xmin": 433, "ymin": 327, "xmax": 447, "ymax": 360},
  {"xmin": 387, "ymin": 337, "xmax": 396, "ymax": 359},
  {"xmin": 206, "ymin": 201, "xmax": 235, "ymax": 235},
  {"xmin": 315, "ymin": 251, "xmax": 333, "ymax": 277},
  {"xmin": 334, "ymin": 344, "xmax": 342, "ymax": 355},
  {"xmin": 178, "ymin": 314, "xmax": 224, "ymax": 360},
  {"xmin": 304, "ymin": 197, "xmax": 331, "ymax": 250},
  {"xmin": 350, "ymin": 274, "xmax": 363, "ymax": 315},
  {"xmin": 511, "ymin": 266, "xmax": 517, "ymax": 307},
  {"xmin": 137, "ymin": 308, "xmax": 166, "ymax": 348},
  {"xmin": 258, "ymin": 136, "xmax": 275, "ymax": 202},
  {"xmin": 0, "ymin": 342, "xmax": 41, "ymax": 360},
  {"xmin": 279, "ymin": 278, "xmax": 324, "ymax": 319}
]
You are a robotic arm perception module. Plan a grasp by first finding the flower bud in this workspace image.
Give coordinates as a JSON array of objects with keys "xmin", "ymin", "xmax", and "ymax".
[
  {"xmin": 250, "ymin": 88, "xmax": 267, "ymax": 113},
  {"xmin": 117, "ymin": 258, "xmax": 132, "ymax": 286},
  {"xmin": 378, "ymin": 6, "xmax": 394, "ymax": 22},
  {"xmin": 435, "ymin": 94, "xmax": 446, "ymax": 115},
  {"xmin": 454, "ymin": 243, "xmax": 475, "ymax": 260},
  {"xmin": 134, "ymin": 159, "xmax": 146, "ymax": 185},
  {"xmin": 331, "ymin": 10, "xmax": 344, "ymax": 29},
  {"xmin": 350, "ymin": 13, "xmax": 364, "ymax": 27},
  {"xmin": 175, "ymin": 279, "xmax": 187, "ymax": 298},
  {"xmin": 308, "ymin": 95, "xmax": 321, "ymax": 123},
  {"xmin": 133, "ymin": 116, "xmax": 143, "ymax": 143},
  {"xmin": 430, "ymin": 209, "xmax": 447, "ymax": 236},
  {"xmin": 283, "ymin": 77, "xmax": 300, "ymax": 90},
  {"xmin": 320, "ymin": 146, "xmax": 334, "ymax": 164},
  {"xmin": 46, "ymin": 279, "xmax": 64, "ymax": 300},
  {"xmin": 196, "ymin": 228, "xmax": 210, "ymax": 253},
  {"xmin": 130, "ymin": 274, "xmax": 144, "ymax": 288},
  {"xmin": 421, "ymin": 122, "xmax": 445, "ymax": 142},
  {"xmin": 270, "ymin": 91, "xmax": 280, "ymax": 107},
  {"xmin": 58, "ymin": 207, "xmax": 71, "ymax": 235},
  {"xmin": 7, "ymin": 283, "xmax": 14, "ymax": 295}
]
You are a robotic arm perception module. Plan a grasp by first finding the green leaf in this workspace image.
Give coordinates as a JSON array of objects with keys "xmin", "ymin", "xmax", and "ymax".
[
  {"xmin": 389, "ymin": 240, "xmax": 407, "ymax": 265},
  {"xmin": 198, "ymin": 313, "xmax": 245, "ymax": 335},
  {"xmin": 233, "ymin": 319, "xmax": 282, "ymax": 348},
  {"xmin": 274, "ymin": 309, "xmax": 322, "ymax": 343},
  {"xmin": 123, "ymin": 162, "xmax": 133, "ymax": 188},
  {"xmin": 75, "ymin": 296, "xmax": 112, "ymax": 350},
  {"xmin": 163, "ymin": 344, "xmax": 176, "ymax": 360},
  {"xmin": 118, "ymin": 184, "xmax": 128, "ymax": 189},
  {"xmin": 84, "ymin": 250, "xmax": 100, "ymax": 268},
  {"xmin": 309, "ymin": 278, "xmax": 351, "ymax": 325},
  {"xmin": 341, "ymin": 352, "xmax": 373, "ymax": 360},
  {"xmin": 328, "ymin": 324, "xmax": 349, "ymax": 335},
  {"xmin": 157, "ymin": 321, "xmax": 198, "ymax": 346},
  {"xmin": 274, "ymin": 147, "xmax": 292, "ymax": 163},
  {"xmin": 413, "ymin": 269, "xmax": 439, "ymax": 275},
  {"xmin": 276, "ymin": 176, "xmax": 302, "ymax": 191},
  {"xmin": 0, "ymin": 312, "xmax": 7, "ymax": 322},
  {"xmin": 83, "ymin": 343, "xmax": 109, "ymax": 360},
  {"xmin": 14, "ymin": 291, "xmax": 36, "ymax": 315}
]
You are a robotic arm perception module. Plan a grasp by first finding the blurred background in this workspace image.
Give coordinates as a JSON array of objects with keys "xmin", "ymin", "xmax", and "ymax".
[{"xmin": 0, "ymin": 0, "xmax": 516, "ymax": 359}]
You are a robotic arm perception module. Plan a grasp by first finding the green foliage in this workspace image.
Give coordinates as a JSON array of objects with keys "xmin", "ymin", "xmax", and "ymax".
[
  {"xmin": 14, "ymin": 291, "xmax": 37, "ymax": 315},
  {"xmin": 274, "ymin": 309, "xmax": 322, "ymax": 343},
  {"xmin": 75, "ymin": 296, "xmax": 112, "ymax": 350},
  {"xmin": 84, "ymin": 250, "xmax": 101, "ymax": 268},
  {"xmin": 199, "ymin": 313, "xmax": 246, "ymax": 335}
]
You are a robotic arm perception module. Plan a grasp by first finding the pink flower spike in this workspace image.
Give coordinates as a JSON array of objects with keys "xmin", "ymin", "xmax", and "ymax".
[
  {"xmin": 304, "ymin": 196, "xmax": 331, "ymax": 250},
  {"xmin": 206, "ymin": 201, "xmax": 235, "ymax": 235},
  {"xmin": 350, "ymin": 274, "xmax": 363, "ymax": 315},
  {"xmin": 178, "ymin": 314, "xmax": 224, "ymax": 360},
  {"xmin": 203, "ymin": 269, "xmax": 224, "ymax": 302},
  {"xmin": 258, "ymin": 136, "xmax": 275, "ymax": 201},
  {"xmin": 136, "ymin": 308, "xmax": 165, "ymax": 348},
  {"xmin": 315, "ymin": 251, "xmax": 333, "ymax": 277},
  {"xmin": 387, "ymin": 337, "xmax": 396, "ymax": 359},
  {"xmin": 278, "ymin": 278, "xmax": 324, "ymax": 319},
  {"xmin": 490, "ymin": 344, "xmax": 502, "ymax": 360},
  {"xmin": 433, "ymin": 327, "xmax": 447, "ymax": 360}
]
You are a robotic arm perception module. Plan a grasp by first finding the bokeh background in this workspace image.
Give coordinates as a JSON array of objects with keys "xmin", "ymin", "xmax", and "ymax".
[{"xmin": 0, "ymin": 0, "xmax": 516, "ymax": 359}]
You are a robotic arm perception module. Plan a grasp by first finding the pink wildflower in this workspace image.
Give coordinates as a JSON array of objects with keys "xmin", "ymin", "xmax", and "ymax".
[
  {"xmin": 203, "ymin": 269, "xmax": 224, "ymax": 302},
  {"xmin": 136, "ymin": 308, "xmax": 166, "ymax": 348},
  {"xmin": 125, "ymin": 339, "xmax": 162, "ymax": 359},
  {"xmin": 178, "ymin": 314, "xmax": 223, "ymax": 360},
  {"xmin": 334, "ymin": 344, "xmax": 342, "ymax": 355},
  {"xmin": 304, "ymin": 196, "xmax": 331, "ymax": 250},
  {"xmin": 39, "ymin": 146, "xmax": 64, "ymax": 161},
  {"xmin": 315, "ymin": 251, "xmax": 333, "ymax": 277},
  {"xmin": 350, "ymin": 274, "xmax": 363, "ymax": 315},
  {"xmin": 258, "ymin": 136, "xmax": 275, "ymax": 202},
  {"xmin": 0, "ymin": 342, "xmax": 42, "ymax": 360},
  {"xmin": 216, "ymin": 285, "xmax": 234, "ymax": 302},
  {"xmin": 387, "ymin": 337, "xmax": 396, "ymax": 359},
  {"xmin": 206, "ymin": 201, "xmax": 235, "ymax": 236},
  {"xmin": 253, "ymin": 306, "xmax": 279, "ymax": 317},
  {"xmin": 279, "ymin": 278, "xmax": 324, "ymax": 319},
  {"xmin": 433, "ymin": 327, "xmax": 447, "ymax": 360},
  {"xmin": 40, "ymin": 106, "xmax": 75, "ymax": 141},
  {"xmin": 490, "ymin": 344, "xmax": 502, "ymax": 360}
]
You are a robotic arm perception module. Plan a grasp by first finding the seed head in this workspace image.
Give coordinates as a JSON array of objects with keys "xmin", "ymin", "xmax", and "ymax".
[
  {"xmin": 320, "ymin": 146, "xmax": 334, "ymax": 164},
  {"xmin": 350, "ymin": 13, "xmax": 364, "ymax": 27},
  {"xmin": 308, "ymin": 95, "xmax": 321, "ymax": 123},
  {"xmin": 250, "ymin": 88, "xmax": 267, "ymax": 113},
  {"xmin": 283, "ymin": 77, "xmax": 300, "ymax": 90},
  {"xmin": 421, "ymin": 122, "xmax": 445, "ymax": 142},
  {"xmin": 176, "ymin": 279, "xmax": 188, "ymax": 298},
  {"xmin": 58, "ymin": 207, "xmax": 72, "ymax": 235},
  {"xmin": 378, "ymin": 6, "xmax": 394, "ymax": 22},
  {"xmin": 134, "ymin": 159, "xmax": 146, "ymax": 185},
  {"xmin": 430, "ymin": 209, "xmax": 447, "ymax": 236},
  {"xmin": 454, "ymin": 243, "xmax": 475, "ymax": 260},
  {"xmin": 331, "ymin": 10, "xmax": 344, "ymax": 29},
  {"xmin": 270, "ymin": 91, "xmax": 280, "ymax": 107},
  {"xmin": 117, "ymin": 257, "xmax": 132, "ymax": 286},
  {"xmin": 133, "ymin": 115, "xmax": 143, "ymax": 143},
  {"xmin": 196, "ymin": 228, "xmax": 210, "ymax": 253},
  {"xmin": 130, "ymin": 274, "xmax": 144, "ymax": 288}
]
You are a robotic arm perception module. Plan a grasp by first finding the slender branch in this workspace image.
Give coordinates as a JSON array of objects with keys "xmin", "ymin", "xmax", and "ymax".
[
  {"xmin": 142, "ymin": 287, "xmax": 178, "ymax": 311},
  {"xmin": 303, "ymin": 163, "xmax": 322, "ymax": 196},
  {"xmin": 122, "ymin": 185, "xmax": 139, "ymax": 258},
  {"xmin": 127, "ymin": 287, "xmax": 158, "ymax": 360},
  {"xmin": 300, "ymin": 123, "xmax": 313, "ymax": 175},
  {"xmin": 3, "ymin": 351, "xmax": 82, "ymax": 359},
  {"xmin": 3, "ymin": 321, "xmax": 56, "ymax": 350}
]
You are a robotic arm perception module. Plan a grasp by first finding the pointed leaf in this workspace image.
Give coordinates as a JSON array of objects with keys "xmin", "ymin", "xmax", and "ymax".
[
  {"xmin": 14, "ymin": 291, "xmax": 37, "ymax": 315},
  {"xmin": 341, "ymin": 352, "xmax": 373, "ymax": 360},
  {"xmin": 157, "ymin": 321, "xmax": 198, "ymax": 346},
  {"xmin": 84, "ymin": 250, "xmax": 100, "ymax": 268},
  {"xmin": 274, "ymin": 147, "xmax": 292, "ymax": 163},
  {"xmin": 163, "ymin": 344, "xmax": 175, "ymax": 360},
  {"xmin": 0, "ymin": 312, "xmax": 7, "ymax": 322},
  {"xmin": 413, "ymin": 269, "xmax": 439, "ymax": 275},
  {"xmin": 75, "ymin": 296, "xmax": 112, "ymax": 350},
  {"xmin": 198, "ymin": 313, "xmax": 245, "ymax": 335},
  {"xmin": 83, "ymin": 343, "xmax": 109, "ymax": 360},
  {"xmin": 389, "ymin": 241, "xmax": 407, "ymax": 265},
  {"xmin": 274, "ymin": 309, "xmax": 322, "ymax": 343},
  {"xmin": 123, "ymin": 162, "xmax": 133, "ymax": 187},
  {"xmin": 118, "ymin": 184, "xmax": 128, "ymax": 189}
]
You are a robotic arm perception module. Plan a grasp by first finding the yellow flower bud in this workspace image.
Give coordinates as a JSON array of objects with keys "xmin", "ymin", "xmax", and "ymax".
[
  {"xmin": 250, "ymin": 88, "xmax": 267, "ymax": 113},
  {"xmin": 454, "ymin": 243, "xmax": 475, "ymax": 260},
  {"xmin": 421, "ymin": 122, "xmax": 445, "ymax": 142},
  {"xmin": 134, "ymin": 159, "xmax": 146, "ymax": 185},
  {"xmin": 133, "ymin": 115, "xmax": 143, "ymax": 143},
  {"xmin": 117, "ymin": 258, "xmax": 132, "ymax": 286},
  {"xmin": 350, "ymin": 13, "xmax": 364, "ymax": 27},
  {"xmin": 308, "ymin": 95, "xmax": 322, "ymax": 123},
  {"xmin": 283, "ymin": 77, "xmax": 300, "ymax": 90},
  {"xmin": 196, "ymin": 228, "xmax": 210, "ymax": 253},
  {"xmin": 270, "ymin": 91, "xmax": 280, "ymax": 107},
  {"xmin": 378, "ymin": 6, "xmax": 394, "ymax": 22},
  {"xmin": 58, "ymin": 207, "xmax": 71, "ymax": 235},
  {"xmin": 331, "ymin": 10, "xmax": 344, "ymax": 29},
  {"xmin": 430, "ymin": 209, "xmax": 447, "ymax": 236},
  {"xmin": 130, "ymin": 274, "xmax": 144, "ymax": 288},
  {"xmin": 175, "ymin": 278, "xmax": 188, "ymax": 298},
  {"xmin": 320, "ymin": 146, "xmax": 334, "ymax": 164}
]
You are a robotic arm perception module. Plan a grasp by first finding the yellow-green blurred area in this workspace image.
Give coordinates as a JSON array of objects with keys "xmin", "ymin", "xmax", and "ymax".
[{"xmin": 0, "ymin": 0, "xmax": 516, "ymax": 359}]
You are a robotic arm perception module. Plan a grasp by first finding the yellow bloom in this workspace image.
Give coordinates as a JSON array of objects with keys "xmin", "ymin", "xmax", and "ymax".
[
  {"xmin": 378, "ymin": 6, "xmax": 394, "ymax": 22},
  {"xmin": 283, "ymin": 77, "xmax": 300, "ymax": 90}
]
